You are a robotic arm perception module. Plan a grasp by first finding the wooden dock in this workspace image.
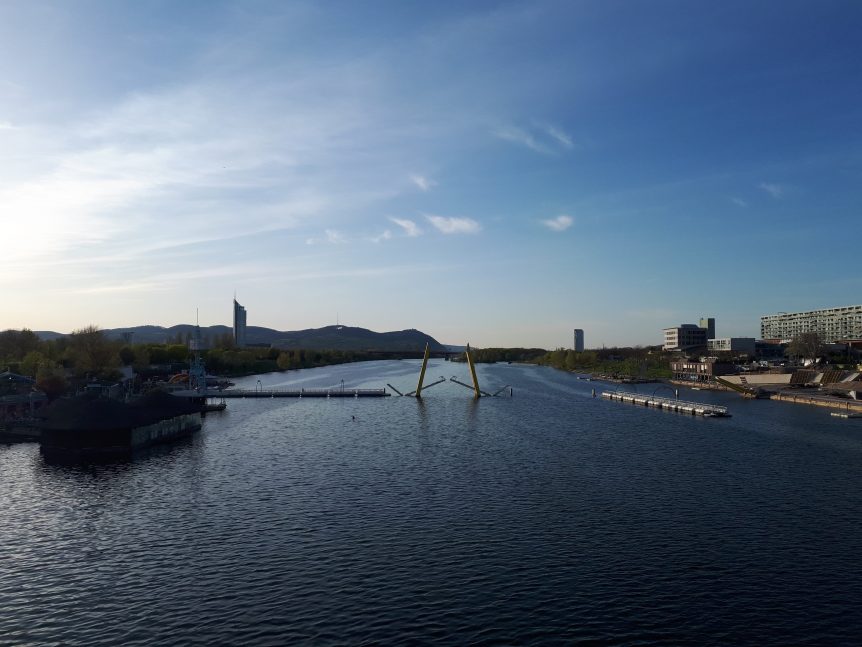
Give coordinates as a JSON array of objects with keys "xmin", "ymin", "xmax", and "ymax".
[{"xmin": 602, "ymin": 391, "xmax": 730, "ymax": 417}]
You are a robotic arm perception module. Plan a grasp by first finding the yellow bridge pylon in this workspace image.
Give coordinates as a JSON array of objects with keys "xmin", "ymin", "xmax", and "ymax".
[{"xmin": 390, "ymin": 342, "xmax": 510, "ymax": 398}]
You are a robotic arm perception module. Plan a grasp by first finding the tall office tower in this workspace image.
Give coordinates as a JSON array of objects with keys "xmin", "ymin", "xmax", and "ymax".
[
  {"xmin": 233, "ymin": 298, "xmax": 247, "ymax": 348},
  {"xmin": 573, "ymin": 328, "xmax": 585, "ymax": 352},
  {"xmin": 699, "ymin": 317, "xmax": 716, "ymax": 340}
]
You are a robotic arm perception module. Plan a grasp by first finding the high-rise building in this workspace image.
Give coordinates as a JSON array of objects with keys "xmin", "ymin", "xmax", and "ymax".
[
  {"xmin": 761, "ymin": 304, "xmax": 862, "ymax": 342},
  {"xmin": 573, "ymin": 329, "xmax": 584, "ymax": 352},
  {"xmin": 699, "ymin": 317, "xmax": 716, "ymax": 340},
  {"xmin": 233, "ymin": 298, "xmax": 247, "ymax": 347}
]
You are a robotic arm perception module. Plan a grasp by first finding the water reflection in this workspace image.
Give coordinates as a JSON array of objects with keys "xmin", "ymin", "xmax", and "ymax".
[{"xmin": 2, "ymin": 360, "xmax": 862, "ymax": 645}]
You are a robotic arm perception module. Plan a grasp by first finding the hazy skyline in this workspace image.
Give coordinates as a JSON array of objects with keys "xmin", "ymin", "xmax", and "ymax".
[{"xmin": 1, "ymin": 1, "xmax": 860, "ymax": 348}]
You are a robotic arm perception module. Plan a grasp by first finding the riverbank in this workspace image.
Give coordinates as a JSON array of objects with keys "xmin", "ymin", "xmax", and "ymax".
[
  {"xmin": 770, "ymin": 391, "xmax": 862, "ymax": 413},
  {"xmin": 557, "ymin": 366, "xmax": 861, "ymax": 412}
]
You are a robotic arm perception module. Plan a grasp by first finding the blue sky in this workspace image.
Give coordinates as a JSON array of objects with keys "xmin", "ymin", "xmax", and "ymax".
[{"xmin": 1, "ymin": 1, "xmax": 860, "ymax": 348}]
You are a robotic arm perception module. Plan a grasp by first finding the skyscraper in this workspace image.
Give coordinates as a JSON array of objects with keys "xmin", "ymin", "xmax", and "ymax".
[
  {"xmin": 233, "ymin": 298, "xmax": 247, "ymax": 347},
  {"xmin": 573, "ymin": 328, "xmax": 584, "ymax": 352}
]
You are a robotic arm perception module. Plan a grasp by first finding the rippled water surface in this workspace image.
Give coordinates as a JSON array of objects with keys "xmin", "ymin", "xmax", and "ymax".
[{"xmin": 3, "ymin": 361, "xmax": 862, "ymax": 645}]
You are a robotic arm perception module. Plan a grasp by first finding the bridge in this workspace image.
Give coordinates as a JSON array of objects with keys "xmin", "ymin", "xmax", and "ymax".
[
  {"xmin": 172, "ymin": 387, "xmax": 389, "ymax": 399},
  {"xmin": 173, "ymin": 338, "xmax": 499, "ymax": 411}
]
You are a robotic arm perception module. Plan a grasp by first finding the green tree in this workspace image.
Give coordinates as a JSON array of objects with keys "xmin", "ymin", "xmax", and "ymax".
[
  {"xmin": 277, "ymin": 352, "xmax": 292, "ymax": 370},
  {"xmin": 0, "ymin": 328, "xmax": 41, "ymax": 364},
  {"xmin": 20, "ymin": 350, "xmax": 54, "ymax": 378},
  {"xmin": 36, "ymin": 367, "xmax": 68, "ymax": 400},
  {"xmin": 67, "ymin": 325, "xmax": 119, "ymax": 377},
  {"xmin": 132, "ymin": 347, "xmax": 151, "ymax": 371},
  {"xmin": 119, "ymin": 345, "xmax": 136, "ymax": 366},
  {"xmin": 787, "ymin": 333, "xmax": 823, "ymax": 360},
  {"xmin": 213, "ymin": 332, "xmax": 235, "ymax": 350}
]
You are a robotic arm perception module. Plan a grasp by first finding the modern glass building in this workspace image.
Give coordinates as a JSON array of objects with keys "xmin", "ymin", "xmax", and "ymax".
[
  {"xmin": 663, "ymin": 324, "xmax": 707, "ymax": 350},
  {"xmin": 573, "ymin": 329, "xmax": 584, "ymax": 352},
  {"xmin": 760, "ymin": 304, "xmax": 862, "ymax": 343},
  {"xmin": 233, "ymin": 298, "xmax": 247, "ymax": 347}
]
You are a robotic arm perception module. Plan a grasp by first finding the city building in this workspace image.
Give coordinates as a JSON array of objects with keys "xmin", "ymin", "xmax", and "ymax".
[
  {"xmin": 707, "ymin": 337, "xmax": 756, "ymax": 355},
  {"xmin": 699, "ymin": 317, "xmax": 715, "ymax": 340},
  {"xmin": 573, "ymin": 329, "xmax": 584, "ymax": 352},
  {"xmin": 761, "ymin": 304, "xmax": 862, "ymax": 343},
  {"xmin": 663, "ymin": 324, "xmax": 708, "ymax": 351},
  {"xmin": 662, "ymin": 316, "xmax": 716, "ymax": 351},
  {"xmin": 233, "ymin": 298, "xmax": 247, "ymax": 348},
  {"xmin": 670, "ymin": 359, "xmax": 736, "ymax": 383}
]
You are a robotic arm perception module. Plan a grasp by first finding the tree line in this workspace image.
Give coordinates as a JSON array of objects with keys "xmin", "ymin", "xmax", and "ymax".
[
  {"xmin": 462, "ymin": 348, "xmax": 547, "ymax": 363},
  {"xmin": 534, "ymin": 347, "xmax": 673, "ymax": 379},
  {"xmin": 0, "ymin": 327, "xmax": 417, "ymax": 398},
  {"xmin": 460, "ymin": 344, "xmax": 673, "ymax": 379}
]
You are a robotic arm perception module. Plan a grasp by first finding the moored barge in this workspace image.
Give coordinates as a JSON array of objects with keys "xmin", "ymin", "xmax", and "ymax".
[{"xmin": 40, "ymin": 390, "xmax": 202, "ymax": 458}]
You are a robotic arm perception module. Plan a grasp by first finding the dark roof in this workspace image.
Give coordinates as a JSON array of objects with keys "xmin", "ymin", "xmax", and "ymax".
[
  {"xmin": 40, "ymin": 390, "xmax": 199, "ymax": 431},
  {"xmin": 0, "ymin": 371, "xmax": 35, "ymax": 384}
]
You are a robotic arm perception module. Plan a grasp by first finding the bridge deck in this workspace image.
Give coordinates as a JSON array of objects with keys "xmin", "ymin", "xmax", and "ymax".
[{"xmin": 174, "ymin": 388, "xmax": 390, "ymax": 399}]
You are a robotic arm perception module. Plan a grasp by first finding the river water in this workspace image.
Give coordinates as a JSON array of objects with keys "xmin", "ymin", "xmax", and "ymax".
[{"xmin": 2, "ymin": 360, "xmax": 862, "ymax": 645}]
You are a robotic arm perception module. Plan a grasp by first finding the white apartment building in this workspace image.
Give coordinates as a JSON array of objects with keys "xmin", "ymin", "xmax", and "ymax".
[{"xmin": 760, "ymin": 305, "xmax": 862, "ymax": 343}]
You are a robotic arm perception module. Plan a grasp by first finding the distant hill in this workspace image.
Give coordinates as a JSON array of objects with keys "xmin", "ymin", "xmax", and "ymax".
[
  {"xmin": 34, "ymin": 331, "xmax": 67, "ymax": 341},
  {"xmin": 270, "ymin": 325, "xmax": 444, "ymax": 352},
  {"xmin": 35, "ymin": 324, "xmax": 446, "ymax": 352}
]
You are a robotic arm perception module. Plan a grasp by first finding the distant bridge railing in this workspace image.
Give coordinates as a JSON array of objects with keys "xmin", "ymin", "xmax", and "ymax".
[{"xmin": 215, "ymin": 387, "xmax": 389, "ymax": 398}]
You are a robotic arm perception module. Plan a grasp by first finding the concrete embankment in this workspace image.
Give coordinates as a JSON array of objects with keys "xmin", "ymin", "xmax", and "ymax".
[{"xmin": 770, "ymin": 392, "xmax": 862, "ymax": 413}]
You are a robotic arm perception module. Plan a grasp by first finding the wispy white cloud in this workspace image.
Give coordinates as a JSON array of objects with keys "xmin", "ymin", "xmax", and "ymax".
[
  {"xmin": 0, "ymin": 55, "xmax": 430, "ymax": 286},
  {"xmin": 541, "ymin": 214, "xmax": 573, "ymax": 231},
  {"xmin": 305, "ymin": 229, "xmax": 347, "ymax": 245},
  {"xmin": 731, "ymin": 197, "xmax": 748, "ymax": 207},
  {"xmin": 540, "ymin": 123, "xmax": 574, "ymax": 149},
  {"xmin": 494, "ymin": 125, "xmax": 551, "ymax": 154},
  {"xmin": 410, "ymin": 174, "xmax": 436, "ymax": 192},
  {"xmin": 495, "ymin": 122, "xmax": 574, "ymax": 154},
  {"xmin": 390, "ymin": 217, "xmax": 423, "ymax": 237},
  {"xmin": 758, "ymin": 182, "xmax": 784, "ymax": 198},
  {"xmin": 426, "ymin": 214, "xmax": 481, "ymax": 234},
  {"xmin": 326, "ymin": 229, "xmax": 346, "ymax": 244},
  {"xmin": 369, "ymin": 229, "xmax": 393, "ymax": 243}
]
